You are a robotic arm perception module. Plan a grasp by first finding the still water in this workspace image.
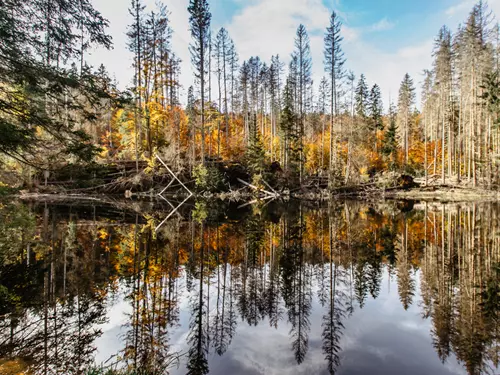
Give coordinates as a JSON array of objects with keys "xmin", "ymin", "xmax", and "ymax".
[{"xmin": 0, "ymin": 199, "xmax": 499, "ymax": 375}]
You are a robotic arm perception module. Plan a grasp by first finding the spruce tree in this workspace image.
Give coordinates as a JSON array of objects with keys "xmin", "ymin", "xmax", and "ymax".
[
  {"xmin": 280, "ymin": 78, "xmax": 299, "ymax": 178},
  {"xmin": 269, "ymin": 55, "xmax": 284, "ymax": 158},
  {"xmin": 246, "ymin": 114, "xmax": 267, "ymax": 179},
  {"xmin": 0, "ymin": 0, "xmax": 111, "ymax": 167},
  {"xmin": 397, "ymin": 73, "xmax": 416, "ymax": 165},
  {"xmin": 228, "ymin": 39, "xmax": 239, "ymax": 116},
  {"xmin": 355, "ymin": 74, "xmax": 369, "ymax": 118},
  {"xmin": 369, "ymin": 84, "xmax": 383, "ymax": 130},
  {"xmin": 324, "ymin": 11, "xmax": 346, "ymax": 173},
  {"xmin": 318, "ymin": 77, "xmax": 329, "ymax": 171},
  {"xmin": 368, "ymin": 83, "xmax": 383, "ymax": 151},
  {"xmin": 433, "ymin": 25, "xmax": 453, "ymax": 183},
  {"xmin": 382, "ymin": 103, "xmax": 399, "ymax": 170},
  {"xmin": 214, "ymin": 28, "xmax": 231, "ymax": 140},
  {"xmin": 293, "ymin": 24, "xmax": 312, "ymax": 183},
  {"xmin": 188, "ymin": 0, "xmax": 212, "ymax": 164}
]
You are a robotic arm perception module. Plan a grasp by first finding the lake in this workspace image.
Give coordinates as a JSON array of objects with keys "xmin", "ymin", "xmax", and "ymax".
[{"xmin": 0, "ymin": 198, "xmax": 498, "ymax": 375}]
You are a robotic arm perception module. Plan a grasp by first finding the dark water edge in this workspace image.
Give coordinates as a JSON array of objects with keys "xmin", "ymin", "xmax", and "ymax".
[{"xmin": 0, "ymin": 198, "xmax": 499, "ymax": 375}]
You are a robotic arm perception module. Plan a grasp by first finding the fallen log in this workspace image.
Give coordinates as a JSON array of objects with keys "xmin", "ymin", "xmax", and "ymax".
[{"xmin": 237, "ymin": 178, "xmax": 277, "ymax": 198}]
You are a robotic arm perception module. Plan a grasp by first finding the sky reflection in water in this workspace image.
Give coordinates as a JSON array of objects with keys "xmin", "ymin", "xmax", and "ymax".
[{"xmin": 0, "ymin": 200, "xmax": 498, "ymax": 375}]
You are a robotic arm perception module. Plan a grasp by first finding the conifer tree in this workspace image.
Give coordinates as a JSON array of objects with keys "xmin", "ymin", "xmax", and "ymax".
[
  {"xmin": 246, "ymin": 114, "xmax": 267, "ymax": 179},
  {"xmin": 280, "ymin": 78, "xmax": 299, "ymax": 177},
  {"xmin": 318, "ymin": 77, "xmax": 329, "ymax": 171},
  {"xmin": 188, "ymin": 0, "xmax": 212, "ymax": 164},
  {"xmin": 421, "ymin": 69, "xmax": 434, "ymax": 185},
  {"xmin": 293, "ymin": 25, "xmax": 312, "ymax": 183},
  {"xmin": 433, "ymin": 26, "xmax": 453, "ymax": 184},
  {"xmin": 382, "ymin": 103, "xmax": 399, "ymax": 170},
  {"xmin": 270, "ymin": 55, "xmax": 284, "ymax": 159},
  {"xmin": 228, "ymin": 39, "xmax": 239, "ymax": 116},
  {"xmin": 213, "ymin": 28, "xmax": 231, "ymax": 141},
  {"xmin": 324, "ymin": 11, "xmax": 346, "ymax": 173},
  {"xmin": 355, "ymin": 74, "xmax": 369, "ymax": 118},
  {"xmin": 368, "ymin": 84, "xmax": 383, "ymax": 151},
  {"xmin": 397, "ymin": 73, "xmax": 416, "ymax": 165},
  {"xmin": 0, "ymin": 0, "xmax": 111, "ymax": 166}
]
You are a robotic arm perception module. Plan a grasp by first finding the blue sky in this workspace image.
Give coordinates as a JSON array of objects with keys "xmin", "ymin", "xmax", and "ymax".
[{"xmin": 88, "ymin": 0, "xmax": 500, "ymax": 109}]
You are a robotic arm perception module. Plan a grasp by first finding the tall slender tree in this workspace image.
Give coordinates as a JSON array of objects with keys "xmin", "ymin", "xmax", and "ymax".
[
  {"xmin": 127, "ymin": 0, "xmax": 145, "ymax": 169},
  {"xmin": 318, "ymin": 77, "xmax": 329, "ymax": 171},
  {"xmin": 433, "ymin": 26, "xmax": 453, "ymax": 184},
  {"xmin": 324, "ymin": 11, "xmax": 346, "ymax": 177},
  {"xmin": 294, "ymin": 24, "xmax": 312, "ymax": 184},
  {"xmin": 188, "ymin": 0, "xmax": 212, "ymax": 164},
  {"xmin": 368, "ymin": 84, "xmax": 383, "ymax": 151},
  {"xmin": 397, "ymin": 73, "xmax": 416, "ymax": 165},
  {"xmin": 355, "ymin": 74, "xmax": 369, "ymax": 119}
]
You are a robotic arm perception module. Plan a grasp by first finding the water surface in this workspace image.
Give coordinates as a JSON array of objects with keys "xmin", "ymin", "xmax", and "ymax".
[{"xmin": 0, "ymin": 199, "xmax": 498, "ymax": 375}]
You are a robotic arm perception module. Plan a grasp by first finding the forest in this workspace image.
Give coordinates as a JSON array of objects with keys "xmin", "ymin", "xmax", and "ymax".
[{"xmin": 0, "ymin": 0, "xmax": 500, "ymax": 196}]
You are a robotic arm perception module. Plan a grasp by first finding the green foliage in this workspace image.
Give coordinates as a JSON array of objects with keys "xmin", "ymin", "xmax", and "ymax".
[
  {"xmin": 0, "ymin": 202, "xmax": 35, "ymax": 265},
  {"xmin": 355, "ymin": 74, "xmax": 369, "ymax": 118},
  {"xmin": 382, "ymin": 104, "xmax": 399, "ymax": 171},
  {"xmin": 481, "ymin": 72, "xmax": 500, "ymax": 128},
  {"xmin": 192, "ymin": 201, "xmax": 208, "ymax": 223},
  {"xmin": 368, "ymin": 84, "xmax": 384, "ymax": 131},
  {"xmin": 0, "ymin": 0, "xmax": 112, "ymax": 167},
  {"xmin": 0, "ymin": 202, "xmax": 36, "ymax": 315},
  {"xmin": 246, "ymin": 128, "xmax": 267, "ymax": 178},
  {"xmin": 324, "ymin": 11, "xmax": 345, "ymax": 93},
  {"xmin": 328, "ymin": 164, "xmax": 344, "ymax": 188},
  {"xmin": 480, "ymin": 264, "xmax": 500, "ymax": 320},
  {"xmin": 398, "ymin": 73, "xmax": 416, "ymax": 117},
  {"xmin": 0, "ymin": 183, "xmax": 16, "ymax": 196},
  {"xmin": 188, "ymin": 0, "xmax": 212, "ymax": 88},
  {"xmin": 193, "ymin": 164, "xmax": 225, "ymax": 193},
  {"xmin": 280, "ymin": 79, "xmax": 301, "ymax": 182},
  {"xmin": 193, "ymin": 164, "xmax": 208, "ymax": 190}
]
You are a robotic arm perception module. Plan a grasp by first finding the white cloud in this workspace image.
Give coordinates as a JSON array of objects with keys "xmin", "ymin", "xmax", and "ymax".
[
  {"xmin": 88, "ymin": 0, "xmax": 192, "ymax": 98},
  {"xmin": 225, "ymin": 0, "xmax": 331, "ymax": 64},
  {"xmin": 370, "ymin": 18, "xmax": 396, "ymax": 32},
  {"xmin": 87, "ymin": 0, "xmax": 499, "ymax": 110},
  {"xmin": 446, "ymin": 0, "xmax": 500, "ymax": 21},
  {"xmin": 223, "ymin": 0, "xmax": 431, "ymax": 110},
  {"xmin": 445, "ymin": 0, "xmax": 475, "ymax": 17},
  {"xmin": 344, "ymin": 37, "xmax": 433, "ymax": 108}
]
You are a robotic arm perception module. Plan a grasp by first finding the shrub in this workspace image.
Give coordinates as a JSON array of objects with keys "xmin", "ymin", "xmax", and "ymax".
[{"xmin": 193, "ymin": 164, "xmax": 225, "ymax": 193}]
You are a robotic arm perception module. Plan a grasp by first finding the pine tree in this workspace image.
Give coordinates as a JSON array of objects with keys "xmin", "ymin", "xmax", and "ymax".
[{"xmin": 188, "ymin": 0, "xmax": 212, "ymax": 164}]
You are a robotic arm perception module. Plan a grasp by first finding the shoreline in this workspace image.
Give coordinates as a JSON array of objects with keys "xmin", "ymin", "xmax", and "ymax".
[{"xmin": 12, "ymin": 184, "xmax": 500, "ymax": 204}]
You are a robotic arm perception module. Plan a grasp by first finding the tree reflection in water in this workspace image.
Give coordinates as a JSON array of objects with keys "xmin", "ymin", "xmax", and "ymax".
[{"xmin": 0, "ymin": 200, "xmax": 498, "ymax": 375}]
